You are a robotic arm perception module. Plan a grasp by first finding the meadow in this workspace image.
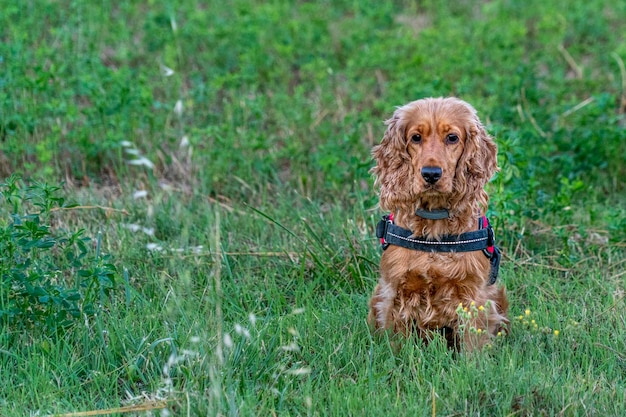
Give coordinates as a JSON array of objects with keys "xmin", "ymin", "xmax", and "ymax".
[{"xmin": 1, "ymin": 0, "xmax": 625, "ymax": 415}]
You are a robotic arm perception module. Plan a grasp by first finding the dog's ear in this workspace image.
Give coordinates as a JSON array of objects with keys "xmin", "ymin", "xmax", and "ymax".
[
  {"xmin": 371, "ymin": 107, "xmax": 413, "ymax": 211},
  {"xmin": 455, "ymin": 113, "xmax": 499, "ymax": 209}
]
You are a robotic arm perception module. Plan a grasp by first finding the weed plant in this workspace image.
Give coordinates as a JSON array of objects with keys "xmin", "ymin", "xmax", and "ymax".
[
  {"xmin": 0, "ymin": 0, "xmax": 625, "ymax": 416},
  {"xmin": 0, "ymin": 175, "xmax": 116, "ymax": 334}
]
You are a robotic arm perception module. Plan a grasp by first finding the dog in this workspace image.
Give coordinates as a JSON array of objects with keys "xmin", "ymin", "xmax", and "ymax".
[{"xmin": 368, "ymin": 97, "xmax": 509, "ymax": 350}]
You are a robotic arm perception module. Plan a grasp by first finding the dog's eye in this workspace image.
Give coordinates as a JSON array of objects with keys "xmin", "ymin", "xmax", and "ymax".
[
  {"xmin": 446, "ymin": 134, "xmax": 460, "ymax": 144},
  {"xmin": 410, "ymin": 134, "xmax": 422, "ymax": 143}
]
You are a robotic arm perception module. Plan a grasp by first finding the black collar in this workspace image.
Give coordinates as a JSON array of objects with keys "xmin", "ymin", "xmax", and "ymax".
[
  {"xmin": 376, "ymin": 214, "xmax": 501, "ymax": 285},
  {"xmin": 415, "ymin": 208, "xmax": 450, "ymax": 220}
]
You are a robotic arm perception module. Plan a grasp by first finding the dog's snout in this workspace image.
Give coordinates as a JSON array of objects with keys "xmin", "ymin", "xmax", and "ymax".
[{"xmin": 421, "ymin": 166, "xmax": 443, "ymax": 184}]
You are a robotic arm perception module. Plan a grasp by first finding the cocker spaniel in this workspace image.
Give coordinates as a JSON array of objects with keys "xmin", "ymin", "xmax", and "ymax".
[{"xmin": 368, "ymin": 97, "xmax": 509, "ymax": 350}]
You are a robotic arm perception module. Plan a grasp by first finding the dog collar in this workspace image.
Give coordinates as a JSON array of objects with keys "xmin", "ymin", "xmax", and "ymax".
[
  {"xmin": 415, "ymin": 208, "xmax": 450, "ymax": 219},
  {"xmin": 376, "ymin": 214, "xmax": 501, "ymax": 285}
]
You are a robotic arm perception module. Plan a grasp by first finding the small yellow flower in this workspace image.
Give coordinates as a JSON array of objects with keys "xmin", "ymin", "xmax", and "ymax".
[
  {"xmin": 463, "ymin": 307, "xmax": 468, "ymax": 313},
  {"xmin": 470, "ymin": 301, "xmax": 476, "ymax": 307},
  {"xmin": 531, "ymin": 319, "xmax": 536, "ymax": 324},
  {"xmin": 554, "ymin": 330, "xmax": 560, "ymax": 336},
  {"xmin": 477, "ymin": 328, "xmax": 482, "ymax": 334},
  {"xmin": 525, "ymin": 309, "xmax": 531, "ymax": 316},
  {"xmin": 497, "ymin": 331, "xmax": 502, "ymax": 337},
  {"xmin": 478, "ymin": 305, "xmax": 485, "ymax": 311},
  {"xmin": 518, "ymin": 315, "xmax": 524, "ymax": 321}
]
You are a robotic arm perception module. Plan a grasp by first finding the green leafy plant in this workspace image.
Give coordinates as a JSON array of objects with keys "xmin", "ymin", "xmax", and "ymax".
[{"xmin": 0, "ymin": 174, "xmax": 117, "ymax": 334}]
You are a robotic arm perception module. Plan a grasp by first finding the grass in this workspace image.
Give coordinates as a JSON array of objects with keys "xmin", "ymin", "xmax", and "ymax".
[{"xmin": 1, "ymin": 0, "xmax": 625, "ymax": 415}]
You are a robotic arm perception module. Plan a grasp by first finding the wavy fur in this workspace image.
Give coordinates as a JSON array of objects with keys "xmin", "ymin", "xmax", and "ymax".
[{"xmin": 368, "ymin": 97, "xmax": 509, "ymax": 350}]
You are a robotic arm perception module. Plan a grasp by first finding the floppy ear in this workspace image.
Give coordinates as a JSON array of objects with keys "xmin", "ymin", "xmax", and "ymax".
[
  {"xmin": 455, "ymin": 114, "xmax": 499, "ymax": 210},
  {"xmin": 371, "ymin": 107, "xmax": 413, "ymax": 211}
]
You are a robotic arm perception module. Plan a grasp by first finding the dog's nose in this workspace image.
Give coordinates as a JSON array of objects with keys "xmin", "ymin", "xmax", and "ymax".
[{"xmin": 421, "ymin": 166, "xmax": 442, "ymax": 184}]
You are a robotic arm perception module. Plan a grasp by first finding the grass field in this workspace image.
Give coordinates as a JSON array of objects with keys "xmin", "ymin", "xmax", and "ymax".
[{"xmin": 1, "ymin": 0, "xmax": 626, "ymax": 416}]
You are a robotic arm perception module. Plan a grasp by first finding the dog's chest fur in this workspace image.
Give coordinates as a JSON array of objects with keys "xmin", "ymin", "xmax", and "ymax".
[{"xmin": 380, "ymin": 246, "xmax": 489, "ymax": 328}]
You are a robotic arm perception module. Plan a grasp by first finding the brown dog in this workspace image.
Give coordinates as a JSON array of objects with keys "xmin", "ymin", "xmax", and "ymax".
[{"xmin": 368, "ymin": 97, "xmax": 509, "ymax": 350}]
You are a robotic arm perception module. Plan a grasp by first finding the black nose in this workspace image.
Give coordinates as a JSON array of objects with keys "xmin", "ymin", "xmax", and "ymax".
[{"xmin": 421, "ymin": 166, "xmax": 442, "ymax": 184}]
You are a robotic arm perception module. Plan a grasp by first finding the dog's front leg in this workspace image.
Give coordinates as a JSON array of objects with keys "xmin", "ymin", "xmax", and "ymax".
[{"xmin": 368, "ymin": 280, "xmax": 397, "ymax": 331}]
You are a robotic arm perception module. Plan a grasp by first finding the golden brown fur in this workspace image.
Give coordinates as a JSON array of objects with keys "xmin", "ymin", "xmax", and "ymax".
[{"xmin": 368, "ymin": 97, "xmax": 509, "ymax": 350}]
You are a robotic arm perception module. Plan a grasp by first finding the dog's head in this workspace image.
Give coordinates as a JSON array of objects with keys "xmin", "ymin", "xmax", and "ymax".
[{"xmin": 372, "ymin": 97, "xmax": 498, "ymax": 213}]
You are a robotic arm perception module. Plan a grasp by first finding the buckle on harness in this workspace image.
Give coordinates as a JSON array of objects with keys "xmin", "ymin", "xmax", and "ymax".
[
  {"xmin": 481, "ymin": 217, "xmax": 496, "ymax": 258},
  {"xmin": 486, "ymin": 223, "xmax": 495, "ymax": 248},
  {"xmin": 376, "ymin": 215, "xmax": 393, "ymax": 250},
  {"xmin": 481, "ymin": 220, "xmax": 500, "ymax": 285}
]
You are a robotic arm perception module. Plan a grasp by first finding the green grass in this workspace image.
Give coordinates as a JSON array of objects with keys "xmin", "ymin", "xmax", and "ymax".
[{"xmin": 1, "ymin": 0, "xmax": 625, "ymax": 416}]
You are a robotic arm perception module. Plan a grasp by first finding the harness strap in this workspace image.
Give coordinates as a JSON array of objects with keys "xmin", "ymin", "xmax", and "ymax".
[{"xmin": 376, "ymin": 215, "xmax": 501, "ymax": 285}]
